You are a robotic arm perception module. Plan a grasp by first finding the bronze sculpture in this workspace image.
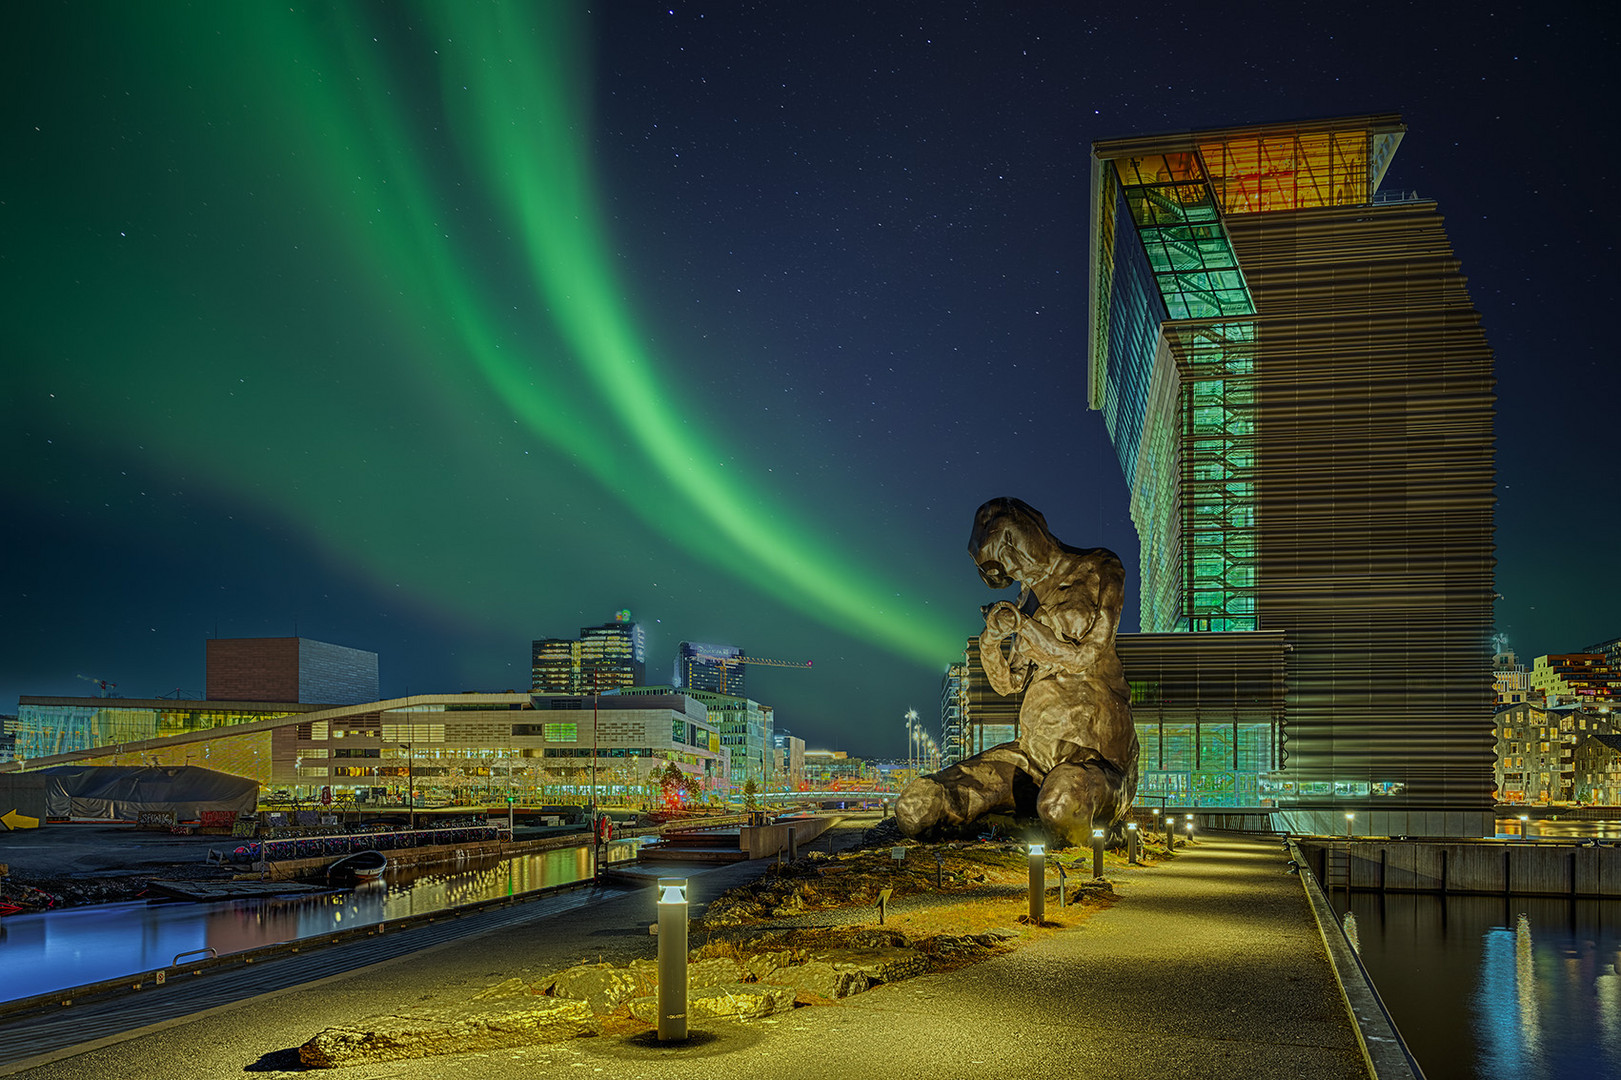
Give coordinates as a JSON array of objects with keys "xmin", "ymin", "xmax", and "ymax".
[{"xmin": 897, "ymin": 497, "xmax": 1137, "ymax": 845}]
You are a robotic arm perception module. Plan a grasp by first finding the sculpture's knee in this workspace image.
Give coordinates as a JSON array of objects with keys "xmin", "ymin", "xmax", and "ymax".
[
  {"xmin": 1038, "ymin": 765, "xmax": 1116, "ymax": 846},
  {"xmin": 895, "ymin": 778, "xmax": 948, "ymax": 837}
]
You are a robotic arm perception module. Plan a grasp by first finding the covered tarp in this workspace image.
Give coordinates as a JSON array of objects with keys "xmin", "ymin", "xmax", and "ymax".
[{"xmin": 41, "ymin": 765, "xmax": 257, "ymax": 821}]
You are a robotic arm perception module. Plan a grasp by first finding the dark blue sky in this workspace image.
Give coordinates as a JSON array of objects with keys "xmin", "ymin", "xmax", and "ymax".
[{"xmin": 3, "ymin": 2, "xmax": 1614, "ymax": 755}]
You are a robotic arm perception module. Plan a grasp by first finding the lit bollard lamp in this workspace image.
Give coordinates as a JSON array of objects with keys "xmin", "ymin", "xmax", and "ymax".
[
  {"xmin": 1092, "ymin": 828, "xmax": 1106, "ymax": 879},
  {"xmin": 1127, "ymin": 821, "xmax": 1140, "ymax": 865},
  {"xmin": 656, "ymin": 877, "xmax": 689, "ymax": 1043},
  {"xmin": 1028, "ymin": 843, "xmax": 1046, "ymax": 923},
  {"xmin": 1165, "ymin": 811, "xmax": 1176, "ymax": 852},
  {"xmin": 1184, "ymin": 815, "xmax": 1194, "ymax": 846}
]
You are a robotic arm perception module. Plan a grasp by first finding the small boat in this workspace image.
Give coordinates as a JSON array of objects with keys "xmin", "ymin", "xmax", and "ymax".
[{"xmin": 326, "ymin": 850, "xmax": 388, "ymax": 883}]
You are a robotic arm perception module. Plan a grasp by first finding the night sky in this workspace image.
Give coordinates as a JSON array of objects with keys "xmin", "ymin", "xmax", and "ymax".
[{"xmin": 4, "ymin": 3, "xmax": 1615, "ymax": 757}]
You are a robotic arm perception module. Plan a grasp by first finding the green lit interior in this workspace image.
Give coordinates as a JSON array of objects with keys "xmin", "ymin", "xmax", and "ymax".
[
  {"xmin": 1113, "ymin": 155, "xmax": 1256, "ymax": 320},
  {"xmin": 1181, "ymin": 322, "xmax": 1258, "ymax": 632}
]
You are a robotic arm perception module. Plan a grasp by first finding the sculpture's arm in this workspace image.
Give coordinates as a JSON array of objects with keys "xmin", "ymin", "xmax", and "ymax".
[
  {"xmin": 979, "ymin": 626, "xmax": 1032, "ymax": 695},
  {"xmin": 1011, "ymin": 561, "xmax": 1125, "ymax": 676}
]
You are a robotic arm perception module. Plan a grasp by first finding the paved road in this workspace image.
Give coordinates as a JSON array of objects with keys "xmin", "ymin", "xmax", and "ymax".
[{"xmin": 1, "ymin": 830, "xmax": 1368, "ymax": 1080}]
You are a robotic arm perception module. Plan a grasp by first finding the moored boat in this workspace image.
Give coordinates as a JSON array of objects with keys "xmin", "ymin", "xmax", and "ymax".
[{"xmin": 326, "ymin": 849, "xmax": 388, "ymax": 882}]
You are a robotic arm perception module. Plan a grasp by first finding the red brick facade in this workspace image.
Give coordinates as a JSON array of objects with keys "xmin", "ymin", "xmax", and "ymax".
[{"xmin": 206, "ymin": 638, "xmax": 301, "ymax": 702}]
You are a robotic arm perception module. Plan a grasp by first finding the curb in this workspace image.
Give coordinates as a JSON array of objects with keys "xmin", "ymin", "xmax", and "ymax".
[{"xmin": 1290, "ymin": 839, "xmax": 1426, "ymax": 1080}]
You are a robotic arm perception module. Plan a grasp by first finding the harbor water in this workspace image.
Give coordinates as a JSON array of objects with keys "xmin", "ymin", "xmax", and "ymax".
[
  {"xmin": 1332, "ymin": 828, "xmax": 1621, "ymax": 1080},
  {"xmin": 0, "ymin": 839, "xmax": 639, "ymax": 1004}
]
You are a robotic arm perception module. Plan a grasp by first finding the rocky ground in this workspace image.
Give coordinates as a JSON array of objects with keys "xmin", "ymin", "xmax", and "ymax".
[{"xmin": 294, "ymin": 826, "xmax": 1171, "ymax": 1068}]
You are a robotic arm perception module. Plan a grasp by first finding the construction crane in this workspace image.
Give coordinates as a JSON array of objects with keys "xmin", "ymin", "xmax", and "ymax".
[
  {"xmin": 76, "ymin": 674, "xmax": 118, "ymax": 698},
  {"xmin": 690, "ymin": 653, "xmax": 812, "ymax": 697}
]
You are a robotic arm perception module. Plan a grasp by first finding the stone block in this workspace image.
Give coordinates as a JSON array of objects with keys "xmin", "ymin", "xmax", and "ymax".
[
  {"xmin": 764, "ymin": 960, "xmax": 870, "ymax": 999},
  {"xmin": 297, "ymin": 998, "xmax": 596, "ymax": 1068},
  {"xmin": 627, "ymin": 983, "xmax": 796, "ymax": 1023},
  {"xmin": 546, "ymin": 962, "xmax": 648, "ymax": 1013}
]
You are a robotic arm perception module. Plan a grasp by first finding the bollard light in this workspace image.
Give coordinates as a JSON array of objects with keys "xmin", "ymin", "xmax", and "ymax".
[
  {"xmin": 1184, "ymin": 815, "xmax": 1194, "ymax": 844},
  {"xmin": 1092, "ymin": 828, "xmax": 1106, "ymax": 879},
  {"xmin": 1127, "ymin": 821, "xmax": 1140, "ymax": 865},
  {"xmin": 1165, "ymin": 810, "xmax": 1176, "ymax": 851},
  {"xmin": 1519, "ymin": 814, "xmax": 1530, "ymax": 841},
  {"xmin": 656, "ymin": 878, "xmax": 689, "ymax": 1042},
  {"xmin": 1028, "ymin": 843, "xmax": 1046, "ymax": 923},
  {"xmin": 1345, "ymin": 812, "xmax": 1355, "ymax": 840}
]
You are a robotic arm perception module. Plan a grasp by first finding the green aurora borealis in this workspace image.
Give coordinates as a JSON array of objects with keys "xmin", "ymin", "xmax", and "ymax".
[
  {"xmin": 8, "ymin": 3, "xmax": 1616, "ymax": 749},
  {"xmin": 5, "ymin": 2, "xmax": 970, "ymax": 690}
]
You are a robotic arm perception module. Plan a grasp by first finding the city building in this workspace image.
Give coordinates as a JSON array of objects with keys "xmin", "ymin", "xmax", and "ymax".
[
  {"xmin": 1494, "ymin": 651, "xmax": 1530, "ymax": 707},
  {"xmin": 1088, "ymin": 115, "xmax": 1496, "ymax": 834},
  {"xmin": 1494, "ymin": 701, "xmax": 1568, "ymax": 804},
  {"xmin": 801, "ymin": 749, "xmax": 881, "ymax": 791},
  {"xmin": 675, "ymin": 642, "xmax": 745, "ymax": 697},
  {"xmin": 1573, "ymin": 734, "xmax": 1621, "ymax": 806},
  {"xmin": 620, "ymin": 685, "xmax": 766, "ymax": 788},
  {"xmin": 205, "ymin": 637, "xmax": 379, "ymax": 705},
  {"xmin": 1528, "ymin": 653, "xmax": 1619, "ymax": 705},
  {"xmin": 960, "ymin": 637, "xmax": 1019, "ymax": 757},
  {"xmin": 939, "ymin": 662, "xmax": 967, "ymax": 767},
  {"xmin": 531, "ymin": 612, "xmax": 646, "ymax": 695},
  {"xmin": 771, "ymin": 731, "xmax": 807, "ymax": 791},
  {"xmin": 5, "ymin": 690, "xmax": 725, "ymax": 808},
  {"xmin": 4, "ymin": 636, "xmax": 725, "ymax": 808},
  {"xmin": 1585, "ymin": 636, "xmax": 1621, "ymax": 670}
]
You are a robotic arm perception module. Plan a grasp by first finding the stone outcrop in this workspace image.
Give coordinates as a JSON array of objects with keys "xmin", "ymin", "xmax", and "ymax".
[
  {"xmin": 297, "ymin": 997, "xmax": 596, "ymax": 1068},
  {"xmin": 544, "ymin": 962, "xmax": 649, "ymax": 1013},
  {"xmin": 808, "ymin": 946, "xmax": 929, "ymax": 983},
  {"xmin": 763, "ymin": 960, "xmax": 870, "ymax": 1000},
  {"xmin": 627, "ymin": 983, "xmax": 797, "ymax": 1022}
]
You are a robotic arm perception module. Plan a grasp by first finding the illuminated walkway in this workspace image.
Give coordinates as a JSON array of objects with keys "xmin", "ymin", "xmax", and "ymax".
[{"xmin": 1, "ymin": 831, "xmax": 1372, "ymax": 1079}]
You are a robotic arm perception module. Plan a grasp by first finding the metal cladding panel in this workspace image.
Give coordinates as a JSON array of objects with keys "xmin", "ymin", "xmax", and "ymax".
[{"xmin": 1214, "ymin": 201, "xmax": 1496, "ymax": 810}]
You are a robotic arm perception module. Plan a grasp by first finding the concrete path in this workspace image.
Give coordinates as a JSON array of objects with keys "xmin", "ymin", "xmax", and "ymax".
[{"xmin": 1, "ymin": 833, "xmax": 1369, "ymax": 1079}]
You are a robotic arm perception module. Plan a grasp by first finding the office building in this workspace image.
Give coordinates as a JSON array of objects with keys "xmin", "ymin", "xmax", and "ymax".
[
  {"xmin": 1528, "ymin": 654, "xmax": 1619, "ymax": 705},
  {"xmin": 531, "ymin": 612, "xmax": 646, "ymax": 695},
  {"xmin": 675, "ymin": 642, "xmax": 746, "ymax": 697},
  {"xmin": 940, "ymin": 662, "xmax": 967, "ymax": 767},
  {"xmin": 620, "ymin": 685, "xmax": 765, "ymax": 788},
  {"xmin": 1089, "ymin": 115, "xmax": 1496, "ymax": 834}
]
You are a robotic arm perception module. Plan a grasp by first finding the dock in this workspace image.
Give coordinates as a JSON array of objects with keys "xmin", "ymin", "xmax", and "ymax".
[{"xmin": 145, "ymin": 879, "xmax": 330, "ymax": 902}]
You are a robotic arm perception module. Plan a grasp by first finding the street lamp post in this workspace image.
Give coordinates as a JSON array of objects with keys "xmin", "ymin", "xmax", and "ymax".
[
  {"xmin": 1028, "ymin": 843, "xmax": 1046, "ymax": 923},
  {"xmin": 904, "ymin": 708, "xmax": 919, "ymax": 778}
]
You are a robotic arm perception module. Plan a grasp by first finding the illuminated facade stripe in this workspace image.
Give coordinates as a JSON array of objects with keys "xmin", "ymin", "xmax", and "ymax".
[{"xmin": 1089, "ymin": 115, "xmax": 1496, "ymax": 830}]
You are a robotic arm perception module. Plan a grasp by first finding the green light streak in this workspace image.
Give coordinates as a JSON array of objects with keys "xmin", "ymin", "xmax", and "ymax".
[{"xmin": 58, "ymin": 2, "xmax": 966, "ymax": 667}]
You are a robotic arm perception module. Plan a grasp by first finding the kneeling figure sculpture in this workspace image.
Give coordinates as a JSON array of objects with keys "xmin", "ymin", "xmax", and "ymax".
[{"xmin": 897, "ymin": 497, "xmax": 1138, "ymax": 845}]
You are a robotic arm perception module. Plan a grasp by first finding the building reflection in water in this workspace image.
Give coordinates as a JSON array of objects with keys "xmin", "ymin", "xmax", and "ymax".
[
  {"xmin": 1, "ymin": 839, "xmax": 632, "ymax": 1004},
  {"xmin": 1337, "ymin": 891, "xmax": 1621, "ymax": 1080}
]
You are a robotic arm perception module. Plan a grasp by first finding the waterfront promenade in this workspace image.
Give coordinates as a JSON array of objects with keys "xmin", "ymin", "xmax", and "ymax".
[{"xmin": 1, "ymin": 832, "xmax": 1370, "ymax": 1079}]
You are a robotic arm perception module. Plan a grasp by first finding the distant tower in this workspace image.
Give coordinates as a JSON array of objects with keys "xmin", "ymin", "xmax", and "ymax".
[
  {"xmin": 532, "ymin": 610, "xmax": 646, "ymax": 694},
  {"xmin": 677, "ymin": 642, "xmax": 745, "ymax": 697}
]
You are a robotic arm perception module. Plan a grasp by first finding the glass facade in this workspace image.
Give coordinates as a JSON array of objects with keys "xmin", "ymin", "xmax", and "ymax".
[
  {"xmin": 1091, "ymin": 116, "xmax": 1497, "ymax": 829},
  {"xmin": 12, "ymin": 701, "xmax": 297, "ymax": 761}
]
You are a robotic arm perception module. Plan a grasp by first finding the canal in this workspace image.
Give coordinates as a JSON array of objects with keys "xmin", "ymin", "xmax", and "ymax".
[
  {"xmin": 1330, "ymin": 822, "xmax": 1621, "ymax": 1080},
  {"xmin": 0, "ymin": 838, "xmax": 640, "ymax": 1004}
]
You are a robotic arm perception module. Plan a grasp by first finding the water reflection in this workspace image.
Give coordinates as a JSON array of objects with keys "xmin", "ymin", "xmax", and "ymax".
[
  {"xmin": 1334, "ymin": 890, "xmax": 1621, "ymax": 1080},
  {"xmin": 0, "ymin": 839, "xmax": 638, "ymax": 1004}
]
